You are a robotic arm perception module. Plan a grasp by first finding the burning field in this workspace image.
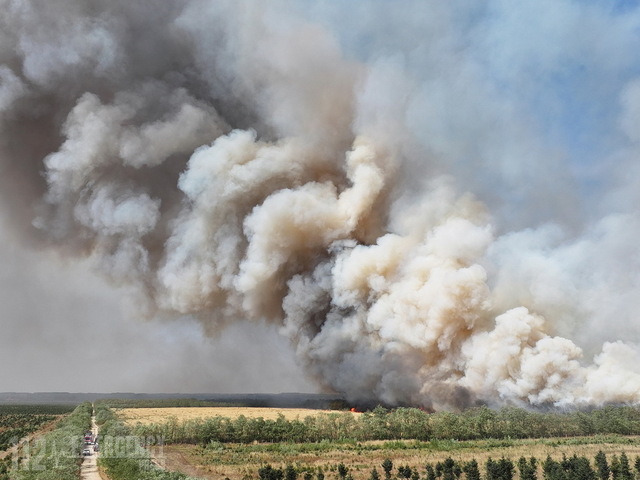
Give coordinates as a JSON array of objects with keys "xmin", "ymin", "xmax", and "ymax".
[{"xmin": 2, "ymin": 1, "xmax": 640, "ymax": 409}]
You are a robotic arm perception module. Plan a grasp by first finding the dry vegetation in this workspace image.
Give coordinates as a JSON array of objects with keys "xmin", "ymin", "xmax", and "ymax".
[
  {"xmin": 118, "ymin": 407, "xmax": 361, "ymax": 425},
  {"xmin": 156, "ymin": 437, "xmax": 640, "ymax": 480}
]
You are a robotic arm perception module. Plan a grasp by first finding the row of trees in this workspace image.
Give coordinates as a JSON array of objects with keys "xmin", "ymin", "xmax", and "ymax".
[
  {"xmin": 129, "ymin": 405, "xmax": 640, "ymax": 444},
  {"xmin": 6, "ymin": 402, "xmax": 93, "ymax": 480},
  {"xmin": 0, "ymin": 457, "xmax": 11, "ymax": 480},
  {"xmin": 0, "ymin": 405, "xmax": 72, "ymax": 451},
  {"xmin": 257, "ymin": 452, "xmax": 640, "ymax": 480}
]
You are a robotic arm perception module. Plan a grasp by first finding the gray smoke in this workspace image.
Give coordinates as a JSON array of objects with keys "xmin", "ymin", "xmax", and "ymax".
[{"xmin": 2, "ymin": 0, "xmax": 640, "ymax": 409}]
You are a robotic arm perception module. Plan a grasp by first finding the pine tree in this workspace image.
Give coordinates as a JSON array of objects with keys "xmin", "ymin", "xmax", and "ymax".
[
  {"xmin": 286, "ymin": 464, "xmax": 298, "ymax": 480},
  {"xmin": 464, "ymin": 460, "xmax": 481, "ymax": 480},
  {"xmin": 519, "ymin": 457, "xmax": 537, "ymax": 480},
  {"xmin": 542, "ymin": 456, "xmax": 562, "ymax": 480},
  {"xmin": 426, "ymin": 464, "xmax": 437, "ymax": 480},
  {"xmin": 399, "ymin": 466, "xmax": 413, "ymax": 480},
  {"xmin": 442, "ymin": 458, "xmax": 457, "ymax": 480},
  {"xmin": 611, "ymin": 455, "xmax": 621, "ymax": 480},
  {"xmin": 487, "ymin": 458, "xmax": 497, "ymax": 480},
  {"xmin": 595, "ymin": 451, "xmax": 611, "ymax": 480},
  {"xmin": 383, "ymin": 459, "xmax": 394, "ymax": 480},
  {"xmin": 259, "ymin": 465, "xmax": 285, "ymax": 480},
  {"xmin": 571, "ymin": 456, "xmax": 597, "ymax": 480},
  {"xmin": 619, "ymin": 453, "xmax": 633, "ymax": 480}
]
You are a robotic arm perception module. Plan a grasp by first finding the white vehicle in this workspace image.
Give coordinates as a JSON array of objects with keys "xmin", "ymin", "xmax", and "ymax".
[{"xmin": 82, "ymin": 448, "xmax": 92, "ymax": 456}]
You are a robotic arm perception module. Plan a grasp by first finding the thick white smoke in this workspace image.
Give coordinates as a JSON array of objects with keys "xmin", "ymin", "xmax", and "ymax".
[{"xmin": 2, "ymin": 0, "xmax": 640, "ymax": 409}]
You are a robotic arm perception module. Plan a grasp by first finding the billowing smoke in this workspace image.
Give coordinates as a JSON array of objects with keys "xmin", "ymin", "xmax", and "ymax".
[{"xmin": 2, "ymin": 0, "xmax": 640, "ymax": 410}]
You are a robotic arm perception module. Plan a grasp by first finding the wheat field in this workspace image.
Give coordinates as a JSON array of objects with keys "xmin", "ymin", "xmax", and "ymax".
[{"xmin": 117, "ymin": 407, "xmax": 360, "ymax": 425}]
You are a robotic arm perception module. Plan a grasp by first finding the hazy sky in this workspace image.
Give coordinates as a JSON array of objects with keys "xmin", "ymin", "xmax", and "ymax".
[
  {"xmin": 2, "ymin": 0, "xmax": 640, "ymax": 407},
  {"xmin": 0, "ymin": 219, "xmax": 315, "ymax": 393}
]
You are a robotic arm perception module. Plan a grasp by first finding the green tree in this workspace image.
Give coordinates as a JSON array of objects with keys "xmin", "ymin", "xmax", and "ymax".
[
  {"xmin": 569, "ymin": 456, "xmax": 596, "ymax": 480},
  {"xmin": 286, "ymin": 464, "xmax": 298, "ymax": 480},
  {"xmin": 398, "ymin": 466, "xmax": 413, "ymax": 480},
  {"xmin": 595, "ymin": 451, "xmax": 611, "ymax": 480},
  {"xmin": 518, "ymin": 457, "xmax": 537, "ymax": 480},
  {"xmin": 338, "ymin": 464, "xmax": 349, "ymax": 480},
  {"xmin": 619, "ymin": 453, "xmax": 633, "ymax": 480},
  {"xmin": 611, "ymin": 456, "xmax": 621, "ymax": 480},
  {"xmin": 542, "ymin": 456, "xmax": 563, "ymax": 480},
  {"xmin": 426, "ymin": 464, "xmax": 437, "ymax": 480},
  {"xmin": 442, "ymin": 458, "xmax": 457, "ymax": 480},
  {"xmin": 383, "ymin": 459, "xmax": 394, "ymax": 480},
  {"xmin": 488, "ymin": 458, "xmax": 515, "ymax": 480},
  {"xmin": 259, "ymin": 465, "xmax": 285, "ymax": 480},
  {"xmin": 370, "ymin": 468, "xmax": 381, "ymax": 480},
  {"xmin": 464, "ymin": 460, "xmax": 481, "ymax": 480}
]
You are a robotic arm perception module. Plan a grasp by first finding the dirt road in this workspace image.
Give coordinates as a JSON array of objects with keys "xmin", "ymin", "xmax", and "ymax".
[{"xmin": 80, "ymin": 409, "xmax": 102, "ymax": 480}]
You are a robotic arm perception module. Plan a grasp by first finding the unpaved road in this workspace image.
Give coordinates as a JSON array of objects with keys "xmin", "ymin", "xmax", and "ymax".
[{"xmin": 80, "ymin": 409, "xmax": 102, "ymax": 480}]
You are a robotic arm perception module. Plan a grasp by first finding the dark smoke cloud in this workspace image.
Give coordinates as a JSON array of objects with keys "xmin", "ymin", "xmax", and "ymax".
[{"xmin": 2, "ymin": 0, "xmax": 640, "ymax": 409}]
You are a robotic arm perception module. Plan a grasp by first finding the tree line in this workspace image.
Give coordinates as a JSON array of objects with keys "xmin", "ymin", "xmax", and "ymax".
[
  {"xmin": 129, "ymin": 405, "xmax": 640, "ymax": 445},
  {"xmin": 6, "ymin": 402, "xmax": 93, "ymax": 480},
  {"xmin": 257, "ymin": 452, "xmax": 640, "ymax": 480},
  {"xmin": 0, "ymin": 404, "xmax": 73, "ymax": 451}
]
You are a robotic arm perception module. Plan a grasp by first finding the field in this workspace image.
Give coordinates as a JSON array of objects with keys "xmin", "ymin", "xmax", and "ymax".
[
  {"xmin": 0, "ymin": 404, "xmax": 75, "ymax": 480},
  {"xmin": 111, "ymin": 406, "xmax": 640, "ymax": 480},
  {"xmin": 118, "ymin": 407, "xmax": 361, "ymax": 425},
  {"xmin": 156, "ymin": 435, "xmax": 640, "ymax": 480},
  {"xmin": 0, "ymin": 404, "xmax": 73, "ymax": 452}
]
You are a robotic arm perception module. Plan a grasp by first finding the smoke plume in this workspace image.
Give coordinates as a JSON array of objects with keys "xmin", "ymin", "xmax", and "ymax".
[{"xmin": 2, "ymin": 0, "xmax": 640, "ymax": 409}]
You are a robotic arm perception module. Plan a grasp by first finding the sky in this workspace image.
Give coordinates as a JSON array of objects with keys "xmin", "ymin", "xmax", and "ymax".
[
  {"xmin": 0, "ymin": 218, "xmax": 314, "ymax": 393},
  {"xmin": 1, "ymin": 0, "xmax": 640, "ymax": 408}
]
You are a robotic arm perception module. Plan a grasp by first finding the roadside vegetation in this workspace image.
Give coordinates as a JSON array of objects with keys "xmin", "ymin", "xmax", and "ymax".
[
  {"xmin": 95, "ymin": 403, "xmax": 202, "ymax": 480},
  {"xmin": 7, "ymin": 402, "xmax": 91, "ymax": 480}
]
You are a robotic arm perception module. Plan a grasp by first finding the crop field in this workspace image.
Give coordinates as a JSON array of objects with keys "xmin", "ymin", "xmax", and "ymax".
[
  {"xmin": 118, "ymin": 407, "xmax": 362, "ymax": 425},
  {"xmin": 0, "ymin": 404, "xmax": 74, "ymax": 480},
  {"xmin": 0, "ymin": 404, "xmax": 73, "ymax": 452}
]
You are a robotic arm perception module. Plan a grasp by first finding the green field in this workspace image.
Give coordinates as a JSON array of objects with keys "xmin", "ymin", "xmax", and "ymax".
[
  {"xmin": 0, "ymin": 404, "xmax": 74, "ymax": 451},
  {"xmin": 0, "ymin": 404, "xmax": 76, "ymax": 480}
]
